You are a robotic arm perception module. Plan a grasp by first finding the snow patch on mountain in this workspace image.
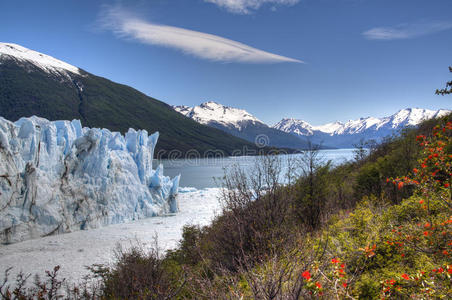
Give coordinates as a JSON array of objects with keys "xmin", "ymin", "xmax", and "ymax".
[
  {"xmin": 273, "ymin": 118, "xmax": 314, "ymax": 136},
  {"xmin": 0, "ymin": 43, "xmax": 81, "ymax": 75},
  {"xmin": 173, "ymin": 101, "xmax": 264, "ymax": 130},
  {"xmin": 0, "ymin": 116, "xmax": 179, "ymax": 244}
]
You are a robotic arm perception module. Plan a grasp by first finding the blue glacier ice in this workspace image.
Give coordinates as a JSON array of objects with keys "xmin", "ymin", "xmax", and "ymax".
[{"xmin": 0, "ymin": 116, "xmax": 180, "ymax": 244}]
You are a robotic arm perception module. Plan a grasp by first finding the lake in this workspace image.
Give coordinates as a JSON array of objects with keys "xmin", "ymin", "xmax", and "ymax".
[{"xmin": 154, "ymin": 148, "xmax": 357, "ymax": 189}]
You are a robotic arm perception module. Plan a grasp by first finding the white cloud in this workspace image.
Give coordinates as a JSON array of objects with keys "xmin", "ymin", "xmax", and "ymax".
[
  {"xmin": 363, "ymin": 21, "xmax": 452, "ymax": 40},
  {"xmin": 204, "ymin": 0, "xmax": 300, "ymax": 14},
  {"xmin": 99, "ymin": 6, "xmax": 302, "ymax": 64}
]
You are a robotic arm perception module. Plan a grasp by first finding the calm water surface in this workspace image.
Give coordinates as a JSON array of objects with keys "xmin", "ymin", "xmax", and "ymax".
[{"xmin": 154, "ymin": 149, "xmax": 356, "ymax": 189}]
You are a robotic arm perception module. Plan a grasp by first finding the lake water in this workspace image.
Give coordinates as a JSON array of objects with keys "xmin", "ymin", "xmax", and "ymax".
[{"xmin": 154, "ymin": 149, "xmax": 356, "ymax": 189}]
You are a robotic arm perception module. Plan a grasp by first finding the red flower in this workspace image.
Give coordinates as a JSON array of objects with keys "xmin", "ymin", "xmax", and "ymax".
[
  {"xmin": 413, "ymin": 168, "xmax": 418, "ymax": 173},
  {"xmin": 397, "ymin": 182, "xmax": 404, "ymax": 190},
  {"xmin": 302, "ymin": 270, "xmax": 311, "ymax": 281},
  {"xmin": 443, "ymin": 250, "xmax": 448, "ymax": 255},
  {"xmin": 419, "ymin": 199, "xmax": 424, "ymax": 204},
  {"xmin": 423, "ymin": 231, "xmax": 429, "ymax": 236},
  {"xmin": 445, "ymin": 183, "xmax": 450, "ymax": 188},
  {"xmin": 438, "ymin": 267, "xmax": 444, "ymax": 273},
  {"xmin": 331, "ymin": 258, "xmax": 339, "ymax": 264},
  {"xmin": 401, "ymin": 273, "xmax": 410, "ymax": 280},
  {"xmin": 424, "ymin": 222, "xmax": 430, "ymax": 228},
  {"xmin": 315, "ymin": 282, "xmax": 322, "ymax": 289},
  {"xmin": 342, "ymin": 282, "xmax": 347, "ymax": 288},
  {"xmin": 340, "ymin": 263, "xmax": 345, "ymax": 268}
]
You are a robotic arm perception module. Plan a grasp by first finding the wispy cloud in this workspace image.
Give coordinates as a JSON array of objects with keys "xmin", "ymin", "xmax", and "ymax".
[
  {"xmin": 363, "ymin": 21, "xmax": 452, "ymax": 40},
  {"xmin": 204, "ymin": 0, "xmax": 300, "ymax": 14},
  {"xmin": 99, "ymin": 6, "xmax": 302, "ymax": 64}
]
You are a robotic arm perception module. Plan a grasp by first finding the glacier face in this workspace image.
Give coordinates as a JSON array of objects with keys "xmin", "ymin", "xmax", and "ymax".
[{"xmin": 0, "ymin": 116, "xmax": 180, "ymax": 244}]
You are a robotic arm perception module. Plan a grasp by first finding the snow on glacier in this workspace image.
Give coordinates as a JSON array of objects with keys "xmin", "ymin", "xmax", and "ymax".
[
  {"xmin": 0, "ymin": 187, "xmax": 221, "ymax": 285},
  {"xmin": 0, "ymin": 116, "xmax": 180, "ymax": 244}
]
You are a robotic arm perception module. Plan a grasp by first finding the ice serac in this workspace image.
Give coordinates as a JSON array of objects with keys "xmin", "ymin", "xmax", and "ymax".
[{"xmin": 0, "ymin": 116, "xmax": 180, "ymax": 244}]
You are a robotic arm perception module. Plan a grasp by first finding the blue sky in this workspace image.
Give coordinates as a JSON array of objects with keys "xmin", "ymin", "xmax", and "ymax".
[{"xmin": 1, "ymin": 0, "xmax": 451, "ymax": 125}]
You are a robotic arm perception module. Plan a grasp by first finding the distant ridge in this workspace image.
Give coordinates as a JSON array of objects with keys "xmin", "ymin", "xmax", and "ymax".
[
  {"xmin": 173, "ymin": 101, "xmax": 313, "ymax": 149},
  {"xmin": 174, "ymin": 100, "xmax": 450, "ymax": 149},
  {"xmin": 274, "ymin": 108, "xmax": 451, "ymax": 148}
]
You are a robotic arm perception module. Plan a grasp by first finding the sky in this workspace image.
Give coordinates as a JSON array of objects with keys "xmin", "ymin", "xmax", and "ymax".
[{"xmin": 1, "ymin": 0, "xmax": 451, "ymax": 125}]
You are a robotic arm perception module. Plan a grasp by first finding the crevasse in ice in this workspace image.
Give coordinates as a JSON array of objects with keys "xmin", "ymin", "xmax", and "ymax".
[{"xmin": 0, "ymin": 116, "xmax": 180, "ymax": 244}]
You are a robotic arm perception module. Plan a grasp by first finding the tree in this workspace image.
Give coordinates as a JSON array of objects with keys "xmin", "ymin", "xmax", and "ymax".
[
  {"xmin": 294, "ymin": 142, "xmax": 331, "ymax": 229},
  {"xmin": 435, "ymin": 66, "xmax": 452, "ymax": 95}
]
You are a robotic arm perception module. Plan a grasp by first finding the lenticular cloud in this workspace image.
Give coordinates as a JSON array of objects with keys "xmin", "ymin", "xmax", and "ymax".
[{"xmin": 100, "ymin": 7, "xmax": 302, "ymax": 64}]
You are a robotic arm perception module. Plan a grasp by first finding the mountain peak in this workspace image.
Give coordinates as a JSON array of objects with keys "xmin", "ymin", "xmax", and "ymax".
[
  {"xmin": 201, "ymin": 100, "xmax": 221, "ymax": 106},
  {"xmin": 173, "ymin": 101, "xmax": 263, "ymax": 129},
  {"xmin": 0, "ymin": 42, "xmax": 80, "ymax": 75},
  {"xmin": 387, "ymin": 108, "xmax": 449, "ymax": 128},
  {"xmin": 273, "ymin": 118, "xmax": 314, "ymax": 136}
]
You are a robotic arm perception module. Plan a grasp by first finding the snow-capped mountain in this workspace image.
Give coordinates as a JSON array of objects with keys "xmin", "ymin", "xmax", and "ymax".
[
  {"xmin": 173, "ymin": 101, "xmax": 264, "ymax": 130},
  {"xmin": 274, "ymin": 108, "xmax": 451, "ymax": 148},
  {"xmin": 273, "ymin": 118, "xmax": 315, "ymax": 136},
  {"xmin": 0, "ymin": 116, "xmax": 179, "ymax": 244},
  {"xmin": 0, "ymin": 42, "xmax": 80, "ymax": 76},
  {"xmin": 174, "ymin": 102, "xmax": 450, "ymax": 149},
  {"xmin": 173, "ymin": 102, "xmax": 312, "ymax": 149}
]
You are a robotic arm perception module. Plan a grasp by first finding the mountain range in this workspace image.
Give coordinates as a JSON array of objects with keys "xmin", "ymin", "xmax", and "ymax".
[
  {"xmin": 0, "ymin": 43, "xmax": 262, "ymax": 157},
  {"xmin": 173, "ymin": 101, "xmax": 311, "ymax": 149},
  {"xmin": 173, "ymin": 102, "xmax": 450, "ymax": 148},
  {"xmin": 274, "ymin": 108, "xmax": 450, "ymax": 148}
]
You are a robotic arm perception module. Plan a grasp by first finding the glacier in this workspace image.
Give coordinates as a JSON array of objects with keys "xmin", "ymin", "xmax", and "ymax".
[{"xmin": 0, "ymin": 116, "xmax": 180, "ymax": 244}]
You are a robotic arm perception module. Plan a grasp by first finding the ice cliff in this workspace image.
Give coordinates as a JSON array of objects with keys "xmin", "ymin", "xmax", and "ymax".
[{"xmin": 0, "ymin": 116, "xmax": 180, "ymax": 244}]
